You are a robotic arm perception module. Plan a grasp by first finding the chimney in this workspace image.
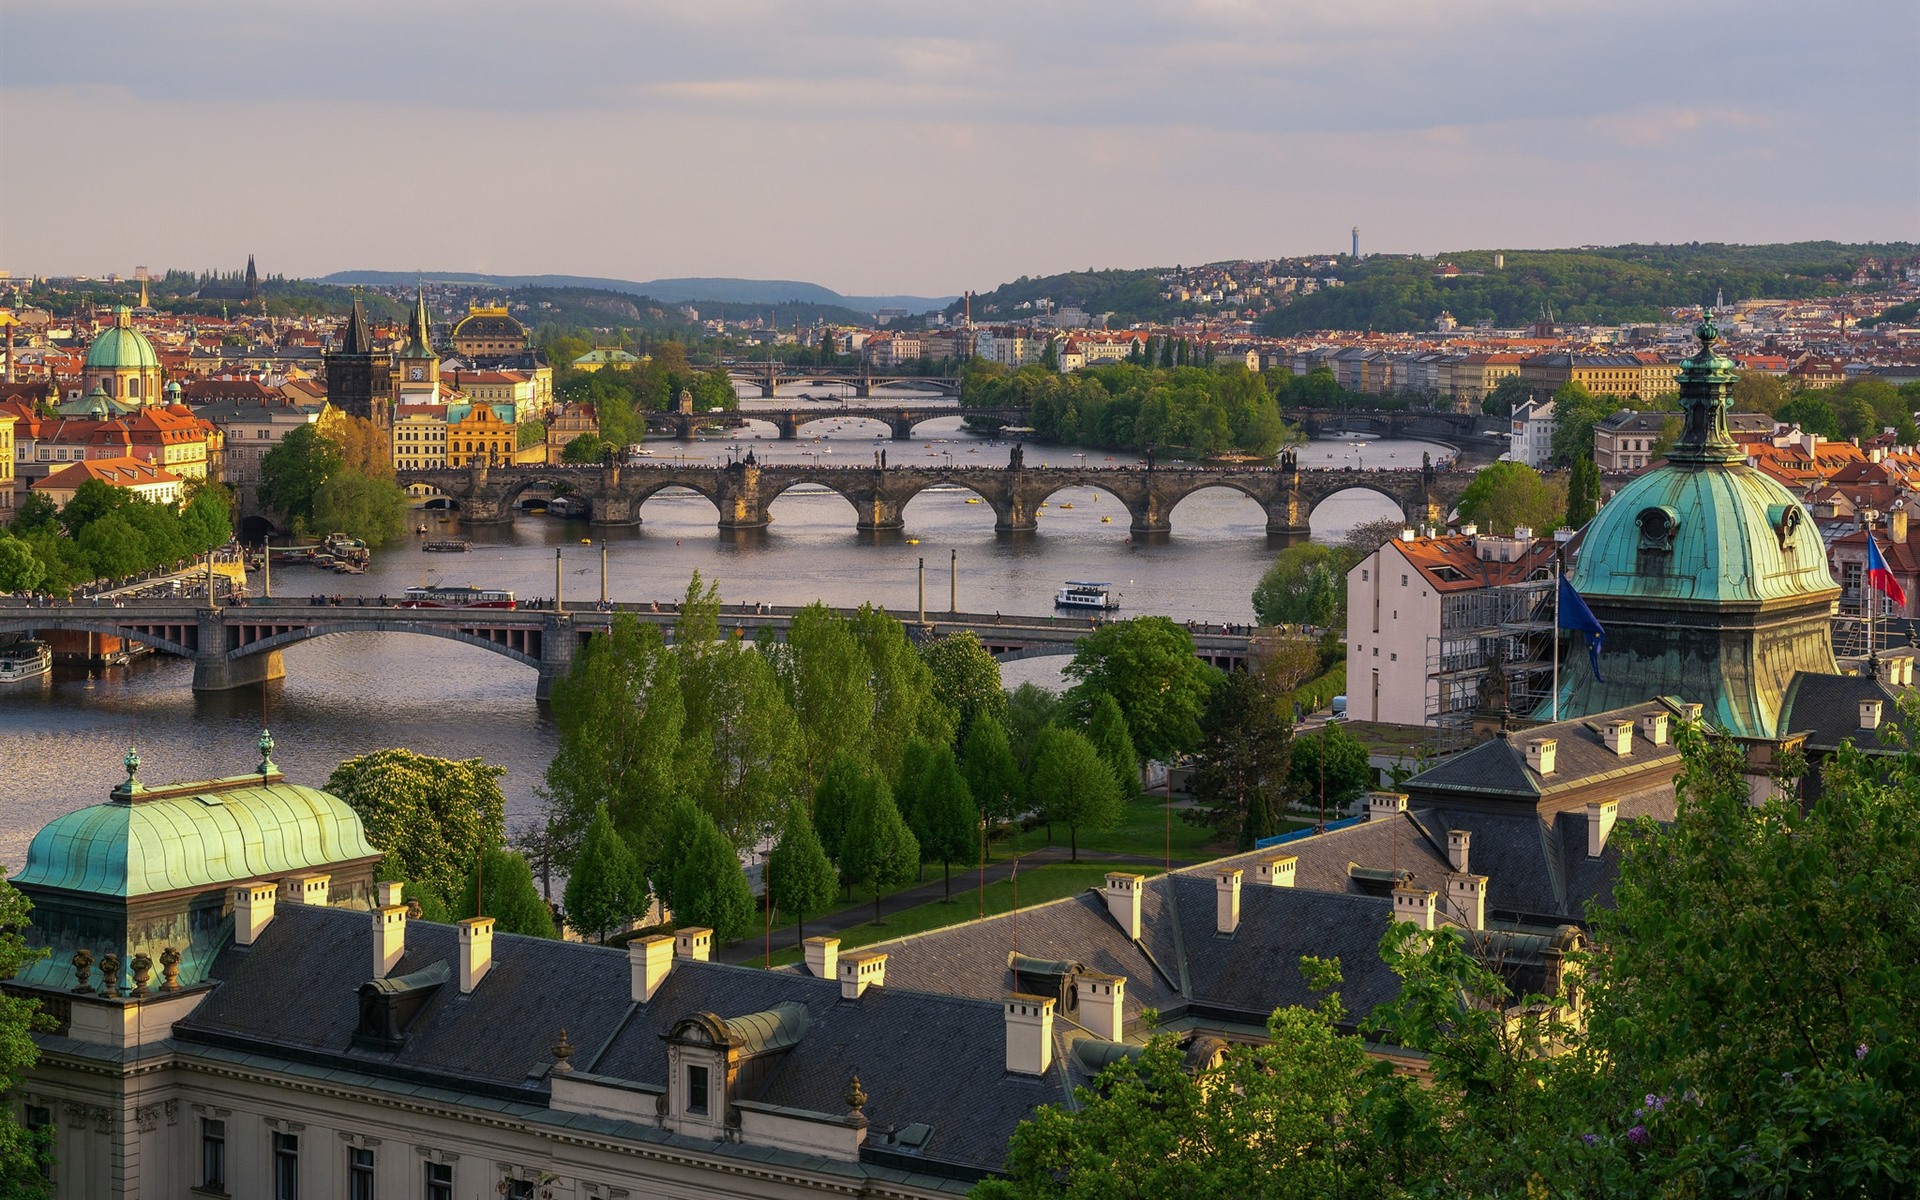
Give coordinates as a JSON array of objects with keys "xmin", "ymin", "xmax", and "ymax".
[
  {"xmin": 1606, "ymin": 720, "xmax": 1634, "ymax": 757},
  {"xmin": 1525, "ymin": 738, "xmax": 1557, "ymax": 776},
  {"xmin": 1680, "ymin": 702, "xmax": 1703, "ymax": 723},
  {"xmin": 1255, "ymin": 855, "xmax": 1297, "ymax": 888},
  {"xmin": 1513, "ymin": 525, "xmax": 1534, "ymax": 542},
  {"xmin": 1446, "ymin": 830, "xmax": 1471, "ymax": 874},
  {"xmin": 839, "ymin": 950, "xmax": 887, "ymax": 1000},
  {"xmin": 1391, "ymin": 885, "xmax": 1436, "ymax": 931},
  {"xmin": 1639, "ymin": 712, "xmax": 1669, "ymax": 746},
  {"xmin": 1894, "ymin": 509, "xmax": 1909, "ymax": 545},
  {"xmin": 1073, "ymin": 972, "xmax": 1125, "ymax": 1041},
  {"xmin": 1214, "ymin": 868, "xmax": 1242, "ymax": 936},
  {"xmin": 1448, "ymin": 874, "xmax": 1487, "ymax": 931},
  {"xmin": 1586, "ymin": 799, "xmax": 1618, "ymax": 858},
  {"xmin": 234, "ymin": 881, "xmax": 277, "ymax": 946},
  {"xmin": 457, "ymin": 916, "xmax": 494, "ymax": 994},
  {"xmin": 629, "ymin": 934, "xmax": 673, "ymax": 1003},
  {"xmin": 1368, "ymin": 791, "xmax": 1408, "ymax": 821},
  {"xmin": 377, "ymin": 881, "xmax": 404, "ymax": 908},
  {"xmin": 1458, "ymin": 523, "xmax": 1478, "ymax": 537},
  {"xmin": 1004, "ymin": 995, "xmax": 1055, "ymax": 1075},
  {"xmin": 803, "ymin": 936, "xmax": 840, "ymax": 981},
  {"xmin": 1860, "ymin": 699, "xmax": 1884, "ymax": 731},
  {"xmin": 1103, "ymin": 872, "xmax": 1144, "ymax": 940},
  {"xmin": 674, "ymin": 927, "xmax": 712, "ymax": 963},
  {"xmin": 282, "ymin": 873, "xmax": 329, "ymax": 906},
  {"xmin": 373, "ymin": 900, "xmax": 407, "ymax": 980}
]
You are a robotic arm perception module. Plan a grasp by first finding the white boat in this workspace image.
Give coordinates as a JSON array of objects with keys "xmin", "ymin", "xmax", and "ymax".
[
  {"xmin": 0, "ymin": 639, "xmax": 52, "ymax": 684},
  {"xmin": 1055, "ymin": 582, "xmax": 1119, "ymax": 611}
]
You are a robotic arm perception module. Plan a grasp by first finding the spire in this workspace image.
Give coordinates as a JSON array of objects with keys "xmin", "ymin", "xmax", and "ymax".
[
  {"xmin": 342, "ymin": 290, "xmax": 373, "ymax": 355},
  {"xmin": 1667, "ymin": 316, "xmax": 1742, "ymax": 465},
  {"xmin": 405, "ymin": 284, "xmax": 432, "ymax": 356},
  {"xmin": 244, "ymin": 254, "xmax": 258, "ymax": 288}
]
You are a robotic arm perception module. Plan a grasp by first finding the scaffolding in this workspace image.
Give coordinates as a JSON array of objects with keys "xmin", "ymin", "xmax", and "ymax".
[{"xmin": 1425, "ymin": 579, "xmax": 1556, "ymax": 730}]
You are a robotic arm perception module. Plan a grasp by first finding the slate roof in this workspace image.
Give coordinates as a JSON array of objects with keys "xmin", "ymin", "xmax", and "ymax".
[
  {"xmin": 1404, "ymin": 701, "xmax": 1683, "ymax": 804},
  {"xmin": 1779, "ymin": 670, "xmax": 1914, "ymax": 752}
]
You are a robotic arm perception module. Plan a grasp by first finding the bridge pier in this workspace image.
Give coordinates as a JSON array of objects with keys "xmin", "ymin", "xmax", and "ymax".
[
  {"xmin": 193, "ymin": 611, "xmax": 284, "ymax": 692},
  {"xmin": 776, "ymin": 415, "xmax": 801, "ymax": 440},
  {"xmin": 1127, "ymin": 491, "xmax": 1172, "ymax": 539},
  {"xmin": 534, "ymin": 615, "xmax": 576, "ymax": 701},
  {"xmin": 590, "ymin": 494, "xmax": 640, "ymax": 525},
  {"xmin": 716, "ymin": 463, "xmax": 771, "ymax": 530},
  {"xmin": 853, "ymin": 492, "xmax": 906, "ymax": 532}
]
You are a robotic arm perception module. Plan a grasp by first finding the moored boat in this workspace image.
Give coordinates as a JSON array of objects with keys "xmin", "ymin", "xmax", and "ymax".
[
  {"xmin": 422, "ymin": 539, "xmax": 472, "ymax": 553},
  {"xmin": 0, "ymin": 639, "xmax": 53, "ymax": 685},
  {"xmin": 1055, "ymin": 581, "xmax": 1119, "ymax": 611}
]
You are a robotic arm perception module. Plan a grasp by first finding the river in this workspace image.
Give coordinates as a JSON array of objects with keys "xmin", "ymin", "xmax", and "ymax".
[{"xmin": 0, "ymin": 385, "xmax": 1454, "ymax": 867}]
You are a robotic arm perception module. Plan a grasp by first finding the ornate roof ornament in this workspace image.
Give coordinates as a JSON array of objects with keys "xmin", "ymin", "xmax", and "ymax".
[
  {"xmin": 1668, "ymin": 314, "xmax": 1741, "ymax": 466},
  {"xmin": 256, "ymin": 728, "xmax": 277, "ymax": 776}
]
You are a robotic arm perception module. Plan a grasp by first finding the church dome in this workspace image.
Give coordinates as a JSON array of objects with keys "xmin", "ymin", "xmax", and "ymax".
[
  {"xmin": 452, "ymin": 305, "xmax": 527, "ymax": 344},
  {"xmin": 83, "ymin": 306, "xmax": 162, "ymax": 373}
]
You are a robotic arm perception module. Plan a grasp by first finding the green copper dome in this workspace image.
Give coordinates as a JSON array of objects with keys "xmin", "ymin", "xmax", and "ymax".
[
  {"xmin": 82, "ymin": 306, "xmax": 162, "ymax": 373},
  {"xmin": 13, "ymin": 778, "xmax": 379, "ymax": 899}
]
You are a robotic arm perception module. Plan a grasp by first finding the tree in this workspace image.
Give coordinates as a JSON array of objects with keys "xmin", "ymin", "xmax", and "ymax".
[
  {"xmin": 1565, "ymin": 455, "xmax": 1601, "ymax": 528},
  {"xmin": 77, "ymin": 512, "xmax": 149, "ymax": 580},
  {"xmin": 1251, "ymin": 543, "xmax": 1349, "ymax": 628},
  {"xmin": 1339, "ymin": 517, "xmax": 1408, "ymax": 562},
  {"xmin": 1186, "ymin": 671, "xmax": 1296, "ymax": 848},
  {"xmin": 774, "ymin": 603, "xmax": 875, "ymax": 795},
  {"xmin": 1547, "ymin": 382, "xmax": 1614, "ymax": 467},
  {"xmin": 259, "ymin": 422, "xmax": 343, "ymax": 527},
  {"xmin": 563, "ymin": 805, "xmax": 648, "ymax": 943},
  {"xmin": 915, "ymin": 745, "xmax": 979, "ymax": 899},
  {"xmin": 1003, "ymin": 683, "xmax": 1059, "ymax": 773},
  {"xmin": 922, "ymin": 630, "xmax": 1006, "ymax": 744},
  {"xmin": 324, "ymin": 413, "xmax": 393, "ymax": 479},
  {"xmin": 961, "ymin": 717, "xmax": 1023, "ymax": 849},
  {"xmin": 452, "ymin": 847, "xmax": 556, "ymax": 939},
  {"xmin": 1777, "ymin": 393, "xmax": 1839, "ymax": 439},
  {"xmin": 0, "ymin": 535, "xmax": 46, "ymax": 594},
  {"xmin": 1065, "ymin": 618, "xmax": 1220, "ymax": 764},
  {"xmin": 0, "ymin": 872, "xmax": 52, "ymax": 1198},
  {"xmin": 1482, "ymin": 374, "xmax": 1531, "ymax": 418},
  {"xmin": 1732, "ymin": 370, "xmax": 1792, "ymax": 415},
  {"xmin": 326, "ymin": 750, "xmax": 507, "ymax": 904},
  {"xmin": 1457, "ymin": 461, "xmax": 1567, "ymax": 534},
  {"xmin": 311, "ymin": 468, "xmax": 409, "ymax": 546},
  {"xmin": 1286, "ymin": 724, "xmax": 1372, "ymax": 817},
  {"xmin": 851, "ymin": 604, "xmax": 955, "ymax": 781},
  {"xmin": 1086, "ymin": 691, "xmax": 1139, "ymax": 798},
  {"xmin": 57, "ymin": 478, "xmax": 127, "ymax": 536},
  {"xmin": 9, "ymin": 492, "xmax": 59, "ymax": 536},
  {"xmin": 1027, "ymin": 726, "xmax": 1122, "ymax": 861},
  {"xmin": 655, "ymin": 799, "xmax": 756, "ymax": 942},
  {"xmin": 768, "ymin": 805, "xmax": 838, "ymax": 945},
  {"xmin": 542, "ymin": 615, "xmax": 684, "ymax": 868},
  {"xmin": 561, "ymin": 432, "xmax": 609, "ymax": 464},
  {"xmin": 837, "ymin": 773, "xmax": 919, "ymax": 924},
  {"xmin": 893, "ymin": 737, "xmax": 939, "ymax": 849},
  {"xmin": 811, "ymin": 751, "xmax": 871, "ymax": 867}
]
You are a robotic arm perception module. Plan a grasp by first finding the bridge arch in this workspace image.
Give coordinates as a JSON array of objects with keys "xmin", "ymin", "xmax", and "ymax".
[
  {"xmin": 1305, "ymin": 485, "xmax": 1416, "ymax": 540},
  {"xmin": 1166, "ymin": 483, "xmax": 1278, "ymax": 536},
  {"xmin": 226, "ymin": 622, "xmax": 542, "ymax": 670},
  {"xmin": 766, "ymin": 478, "xmax": 861, "ymax": 518},
  {"xmin": 0, "ymin": 616, "xmax": 195, "ymax": 659},
  {"xmin": 494, "ymin": 473, "xmax": 597, "ymax": 516},
  {"xmin": 630, "ymin": 478, "xmax": 726, "ymax": 519}
]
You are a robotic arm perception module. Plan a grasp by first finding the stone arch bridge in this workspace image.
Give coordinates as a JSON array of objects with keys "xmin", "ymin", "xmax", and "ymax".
[
  {"xmin": 642, "ymin": 404, "xmax": 1028, "ymax": 441},
  {"xmin": 723, "ymin": 362, "xmax": 961, "ymax": 399},
  {"xmin": 398, "ymin": 450, "xmax": 1470, "ymax": 541}
]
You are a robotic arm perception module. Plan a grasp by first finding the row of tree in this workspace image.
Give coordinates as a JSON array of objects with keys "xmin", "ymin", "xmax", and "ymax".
[
  {"xmin": 960, "ymin": 361, "xmax": 1294, "ymax": 458},
  {"xmin": 258, "ymin": 420, "xmax": 410, "ymax": 546},
  {"xmin": 1, "ymin": 478, "xmax": 233, "ymax": 594}
]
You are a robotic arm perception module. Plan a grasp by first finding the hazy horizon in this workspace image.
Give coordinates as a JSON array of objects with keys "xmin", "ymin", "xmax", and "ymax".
[{"xmin": 5, "ymin": 1, "xmax": 1915, "ymax": 296}]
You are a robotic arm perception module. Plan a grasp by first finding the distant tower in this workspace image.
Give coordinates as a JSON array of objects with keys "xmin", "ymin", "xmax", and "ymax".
[
  {"xmin": 243, "ymin": 254, "xmax": 260, "ymax": 301},
  {"xmin": 1352, "ymin": 227, "xmax": 1360, "ymax": 260},
  {"xmin": 324, "ymin": 290, "xmax": 392, "ymax": 429}
]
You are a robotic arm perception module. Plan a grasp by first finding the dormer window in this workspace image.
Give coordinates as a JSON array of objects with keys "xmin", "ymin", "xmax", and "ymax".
[{"xmin": 687, "ymin": 1064, "xmax": 711, "ymax": 1116}]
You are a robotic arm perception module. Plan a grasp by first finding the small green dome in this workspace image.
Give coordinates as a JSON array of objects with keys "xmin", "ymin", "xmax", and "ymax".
[
  {"xmin": 82, "ymin": 306, "xmax": 162, "ymax": 373},
  {"xmin": 14, "ymin": 780, "xmax": 379, "ymax": 899},
  {"xmin": 1573, "ymin": 461, "xmax": 1835, "ymax": 606}
]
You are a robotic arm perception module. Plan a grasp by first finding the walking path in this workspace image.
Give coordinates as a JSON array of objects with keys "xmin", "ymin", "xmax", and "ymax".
[{"xmin": 716, "ymin": 846, "xmax": 1199, "ymax": 966}]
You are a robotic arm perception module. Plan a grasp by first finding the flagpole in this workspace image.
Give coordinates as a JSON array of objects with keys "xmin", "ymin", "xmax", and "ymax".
[{"xmin": 1552, "ymin": 559, "xmax": 1561, "ymax": 721}]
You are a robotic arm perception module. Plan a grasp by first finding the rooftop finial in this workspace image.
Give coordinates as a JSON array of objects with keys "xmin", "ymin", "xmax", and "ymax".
[
  {"xmin": 122, "ymin": 746, "xmax": 143, "ymax": 793},
  {"xmin": 256, "ymin": 728, "xmax": 277, "ymax": 776}
]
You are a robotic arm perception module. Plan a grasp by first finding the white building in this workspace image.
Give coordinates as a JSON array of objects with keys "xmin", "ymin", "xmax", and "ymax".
[{"xmin": 1508, "ymin": 396, "xmax": 1557, "ymax": 467}]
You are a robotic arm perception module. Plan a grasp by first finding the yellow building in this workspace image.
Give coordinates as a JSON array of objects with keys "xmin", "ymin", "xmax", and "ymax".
[
  {"xmin": 450, "ymin": 305, "xmax": 529, "ymax": 357},
  {"xmin": 446, "ymin": 369, "xmax": 544, "ymax": 421},
  {"xmin": 445, "ymin": 402, "xmax": 516, "ymax": 469},
  {"xmin": 392, "ymin": 403, "xmax": 448, "ymax": 479},
  {"xmin": 0, "ymin": 409, "xmax": 14, "ymax": 513},
  {"xmin": 1444, "ymin": 353, "xmax": 1524, "ymax": 408},
  {"xmin": 82, "ymin": 307, "xmax": 165, "ymax": 407},
  {"xmin": 1519, "ymin": 353, "xmax": 1655, "ymax": 401},
  {"xmin": 570, "ymin": 347, "xmax": 640, "ymax": 373},
  {"xmin": 546, "ymin": 401, "xmax": 601, "ymax": 464}
]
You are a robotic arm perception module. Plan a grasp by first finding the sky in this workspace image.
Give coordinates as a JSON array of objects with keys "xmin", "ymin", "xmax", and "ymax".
[{"xmin": 3, "ymin": 0, "xmax": 1915, "ymax": 298}]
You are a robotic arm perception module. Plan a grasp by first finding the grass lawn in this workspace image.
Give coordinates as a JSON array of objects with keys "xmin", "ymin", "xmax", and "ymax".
[
  {"xmin": 757, "ymin": 862, "xmax": 1162, "ymax": 967},
  {"xmin": 1003, "ymin": 796, "xmax": 1307, "ymax": 862}
]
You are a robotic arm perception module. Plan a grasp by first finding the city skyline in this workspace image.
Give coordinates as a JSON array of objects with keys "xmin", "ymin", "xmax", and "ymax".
[{"xmin": 4, "ymin": 1, "xmax": 1917, "ymax": 296}]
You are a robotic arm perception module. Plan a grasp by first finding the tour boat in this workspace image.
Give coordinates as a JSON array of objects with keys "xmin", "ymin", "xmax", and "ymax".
[
  {"xmin": 1101, "ymin": 516, "xmax": 1113, "ymax": 523},
  {"xmin": 1060, "ymin": 503, "xmax": 1074, "ymax": 510},
  {"xmin": 965, "ymin": 497, "xmax": 982, "ymax": 504},
  {"xmin": 1055, "ymin": 582, "xmax": 1120, "ymax": 611},
  {"xmin": 0, "ymin": 639, "xmax": 52, "ymax": 685},
  {"xmin": 400, "ymin": 585, "xmax": 517, "ymax": 610},
  {"xmin": 423, "ymin": 539, "xmax": 472, "ymax": 553}
]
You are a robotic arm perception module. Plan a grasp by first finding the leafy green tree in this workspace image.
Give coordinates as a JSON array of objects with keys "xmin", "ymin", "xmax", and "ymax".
[
  {"xmin": 311, "ymin": 468, "xmax": 408, "ymax": 546},
  {"xmin": 561, "ymin": 432, "xmax": 609, "ymax": 464},
  {"xmin": 1482, "ymin": 374, "xmax": 1531, "ymax": 418},
  {"xmin": 774, "ymin": 603, "xmax": 875, "ymax": 795},
  {"xmin": 76, "ymin": 512, "xmax": 148, "ymax": 580},
  {"xmin": 1027, "ymin": 726, "xmax": 1122, "ymax": 861},
  {"xmin": 563, "ymin": 805, "xmax": 648, "ymax": 943},
  {"xmin": 0, "ymin": 872, "xmax": 52, "ymax": 1198},
  {"xmin": 851, "ymin": 604, "xmax": 955, "ymax": 780},
  {"xmin": 768, "ymin": 805, "xmax": 839, "ymax": 944},
  {"xmin": 838, "ymin": 772, "xmax": 919, "ymax": 924},
  {"xmin": 810, "ymin": 751, "xmax": 870, "ymax": 867},
  {"xmin": 0, "ymin": 535, "xmax": 46, "ymax": 593},
  {"xmin": 893, "ymin": 737, "xmax": 939, "ymax": 848},
  {"xmin": 1565, "ymin": 455, "xmax": 1601, "ymax": 528},
  {"xmin": 452, "ymin": 847, "xmax": 557, "ymax": 938},
  {"xmin": 961, "ymin": 717, "xmax": 1023, "ymax": 849},
  {"xmin": 1286, "ymin": 724, "xmax": 1372, "ymax": 816},
  {"xmin": 1003, "ymin": 683, "xmax": 1060, "ymax": 773},
  {"xmin": 1187, "ymin": 671, "xmax": 1297, "ymax": 849},
  {"xmin": 327, "ymin": 751, "xmax": 508, "ymax": 903},
  {"xmin": 1457, "ymin": 461, "xmax": 1568, "ymax": 534},
  {"xmin": 1547, "ymin": 381, "xmax": 1614, "ymax": 467},
  {"xmin": 542, "ymin": 615, "xmax": 684, "ymax": 867},
  {"xmin": 1251, "ymin": 543, "xmax": 1350, "ymax": 628},
  {"xmin": 915, "ymin": 745, "xmax": 978, "ymax": 898},
  {"xmin": 1732, "ymin": 370, "xmax": 1792, "ymax": 415},
  {"xmin": 923, "ymin": 630, "xmax": 1007, "ymax": 744},
  {"xmin": 9, "ymin": 492, "xmax": 59, "ymax": 536},
  {"xmin": 1064, "ymin": 618, "xmax": 1220, "ymax": 762},
  {"xmin": 57, "ymin": 478, "xmax": 127, "ymax": 536},
  {"xmin": 516, "ymin": 418, "xmax": 547, "ymax": 450},
  {"xmin": 655, "ymin": 799, "xmax": 755, "ymax": 942},
  {"xmin": 1776, "ymin": 394, "xmax": 1838, "ymax": 439},
  {"xmin": 1085, "ymin": 691, "xmax": 1139, "ymax": 798},
  {"xmin": 259, "ymin": 422, "xmax": 343, "ymax": 527}
]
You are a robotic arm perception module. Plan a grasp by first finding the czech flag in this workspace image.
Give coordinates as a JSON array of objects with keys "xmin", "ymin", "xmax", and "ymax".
[
  {"xmin": 1559, "ymin": 574, "xmax": 1607, "ymax": 684},
  {"xmin": 1868, "ymin": 535, "xmax": 1907, "ymax": 607}
]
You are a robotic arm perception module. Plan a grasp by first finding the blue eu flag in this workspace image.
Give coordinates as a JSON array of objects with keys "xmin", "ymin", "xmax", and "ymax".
[{"xmin": 1559, "ymin": 575, "xmax": 1606, "ymax": 684}]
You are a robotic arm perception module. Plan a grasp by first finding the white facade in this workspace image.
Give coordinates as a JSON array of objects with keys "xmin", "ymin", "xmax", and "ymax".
[
  {"xmin": 1509, "ymin": 397, "xmax": 1556, "ymax": 467},
  {"xmin": 1346, "ymin": 537, "xmax": 1444, "ymax": 725}
]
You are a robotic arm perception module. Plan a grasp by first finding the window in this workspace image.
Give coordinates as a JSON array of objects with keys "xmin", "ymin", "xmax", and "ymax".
[
  {"xmin": 25, "ymin": 1105, "xmax": 52, "ymax": 1181},
  {"xmin": 424, "ymin": 1161, "xmax": 453, "ymax": 1200},
  {"xmin": 349, "ymin": 1147, "xmax": 375, "ymax": 1200},
  {"xmin": 201, "ymin": 1118, "xmax": 226, "ymax": 1191},
  {"xmin": 1361, "ymin": 569, "xmax": 1368, "ymax": 581},
  {"xmin": 687, "ymin": 1064, "xmax": 711, "ymax": 1116},
  {"xmin": 272, "ymin": 1131, "xmax": 298, "ymax": 1200},
  {"xmin": 1401, "ymin": 574, "xmax": 1408, "ymax": 587},
  {"xmin": 504, "ymin": 1184, "xmax": 535, "ymax": 1200}
]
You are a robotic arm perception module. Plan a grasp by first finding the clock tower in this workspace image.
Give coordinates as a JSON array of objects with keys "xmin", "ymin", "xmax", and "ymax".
[{"xmin": 394, "ymin": 286, "xmax": 440, "ymax": 407}]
